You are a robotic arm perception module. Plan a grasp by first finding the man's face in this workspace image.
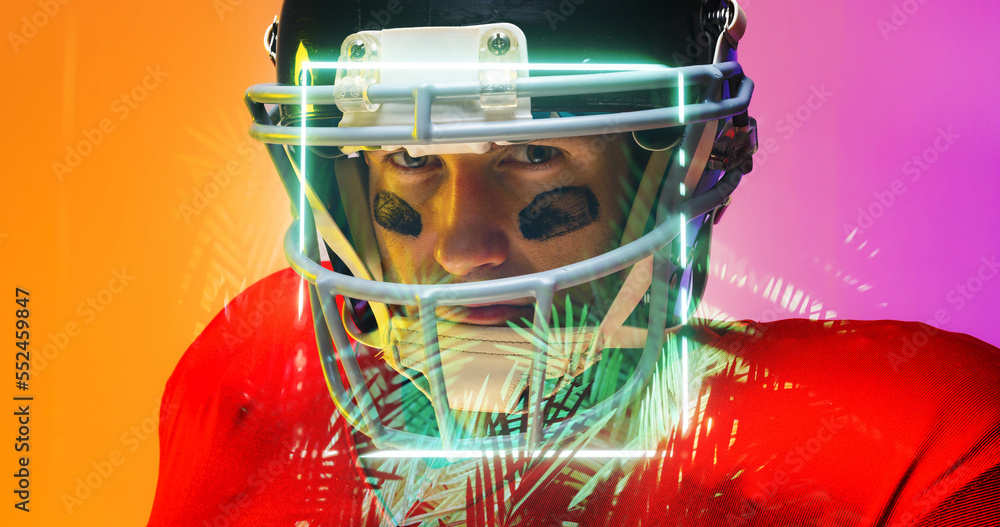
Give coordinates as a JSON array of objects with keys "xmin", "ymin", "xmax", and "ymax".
[{"xmin": 366, "ymin": 134, "xmax": 638, "ymax": 326}]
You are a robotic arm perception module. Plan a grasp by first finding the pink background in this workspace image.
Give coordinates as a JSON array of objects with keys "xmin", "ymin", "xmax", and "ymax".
[
  {"xmin": 2, "ymin": 2, "xmax": 996, "ymax": 525},
  {"xmin": 702, "ymin": 0, "xmax": 1000, "ymax": 348}
]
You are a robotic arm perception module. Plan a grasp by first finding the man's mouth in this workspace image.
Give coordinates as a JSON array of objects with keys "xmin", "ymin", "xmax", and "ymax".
[{"xmin": 440, "ymin": 302, "xmax": 536, "ymax": 326}]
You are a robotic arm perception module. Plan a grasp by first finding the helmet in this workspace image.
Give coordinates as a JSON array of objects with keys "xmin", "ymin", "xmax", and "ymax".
[{"xmin": 245, "ymin": 0, "xmax": 757, "ymax": 453}]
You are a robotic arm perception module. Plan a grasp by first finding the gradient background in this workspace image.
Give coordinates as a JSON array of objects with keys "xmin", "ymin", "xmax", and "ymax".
[{"xmin": 1, "ymin": 1, "xmax": 998, "ymax": 525}]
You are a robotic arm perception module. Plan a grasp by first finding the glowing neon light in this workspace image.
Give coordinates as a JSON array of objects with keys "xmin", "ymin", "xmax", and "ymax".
[
  {"xmin": 297, "ymin": 278, "xmax": 305, "ymax": 320},
  {"xmin": 681, "ymin": 335, "xmax": 689, "ymax": 432},
  {"xmin": 360, "ymin": 450, "xmax": 664, "ymax": 459},
  {"xmin": 296, "ymin": 60, "xmax": 702, "ymax": 436},
  {"xmin": 679, "ymin": 149, "xmax": 686, "ymax": 168},
  {"xmin": 678, "ymin": 72, "xmax": 685, "ymax": 124},
  {"xmin": 679, "ymin": 212, "xmax": 690, "ymax": 432},
  {"xmin": 302, "ymin": 61, "xmax": 672, "ymax": 72},
  {"xmin": 679, "ymin": 213, "xmax": 687, "ymax": 268},
  {"xmin": 298, "ymin": 68, "xmax": 310, "ymax": 317}
]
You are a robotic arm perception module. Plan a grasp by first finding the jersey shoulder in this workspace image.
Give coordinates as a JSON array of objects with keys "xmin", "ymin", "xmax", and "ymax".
[
  {"xmin": 148, "ymin": 268, "xmax": 372, "ymax": 527},
  {"xmin": 714, "ymin": 318, "xmax": 1000, "ymax": 400},
  {"xmin": 699, "ymin": 318, "xmax": 1000, "ymax": 526}
]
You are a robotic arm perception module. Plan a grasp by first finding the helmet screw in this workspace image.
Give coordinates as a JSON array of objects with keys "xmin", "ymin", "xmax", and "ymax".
[
  {"xmin": 487, "ymin": 32, "xmax": 510, "ymax": 56},
  {"xmin": 349, "ymin": 40, "xmax": 366, "ymax": 60}
]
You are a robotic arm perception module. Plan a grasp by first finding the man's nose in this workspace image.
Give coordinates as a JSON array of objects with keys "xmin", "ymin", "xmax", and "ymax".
[{"xmin": 432, "ymin": 164, "xmax": 510, "ymax": 277}]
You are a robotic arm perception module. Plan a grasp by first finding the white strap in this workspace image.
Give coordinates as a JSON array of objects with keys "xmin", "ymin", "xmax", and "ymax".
[
  {"xmin": 291, "ymin": 151, "xmax": 392, "ymax": 345},
  {"xmin": 334, "ymin": 157, "xmax": 383, "ymax": 282},
  {"xmin": 596, "ymin": 149, "xmax": 670, "ymax": 349},
  {"xmin": 620, "ymin": 150, "xmax": 671, "ymax": 247}
]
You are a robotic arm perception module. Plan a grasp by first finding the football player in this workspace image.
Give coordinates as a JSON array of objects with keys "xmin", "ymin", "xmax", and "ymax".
[{"xmin": 148, "ymin": 1, "xmax": 1000, "ymax": 525}]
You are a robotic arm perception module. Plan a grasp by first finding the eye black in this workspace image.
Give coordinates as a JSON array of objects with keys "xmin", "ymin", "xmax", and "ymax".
[{"xmin": 526, "ymin": 145, "xmax": 553, "ymax": 164}]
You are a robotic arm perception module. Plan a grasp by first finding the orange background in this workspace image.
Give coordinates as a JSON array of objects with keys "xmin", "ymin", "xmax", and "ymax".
[
  {"xmin": 1, "ymin": 1, "xmax": 290, "ymax": 525},
  {"xmin": 4, "ymin": 1, "xmax": 1000, "ymax": 526}
]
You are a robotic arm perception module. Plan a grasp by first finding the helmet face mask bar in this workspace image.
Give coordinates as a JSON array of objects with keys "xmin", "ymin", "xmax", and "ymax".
[{"xmin": 245, "ymin": 0, "xmax": 756, "ymax": 453}]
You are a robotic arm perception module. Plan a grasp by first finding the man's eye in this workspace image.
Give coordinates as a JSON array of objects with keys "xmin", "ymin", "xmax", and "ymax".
[
  {"xmin": 511, "ymin": 145, "xmax": 556, "ymax": 165},
  {"xmin": 389, "ymin": 151, "xmax": 430, "ymax": 169}
]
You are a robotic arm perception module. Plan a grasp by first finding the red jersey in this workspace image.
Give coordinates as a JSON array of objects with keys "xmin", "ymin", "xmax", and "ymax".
[{"xmin": 148, "ymin": 268, "xmax": 1000, "ymax": 526}]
